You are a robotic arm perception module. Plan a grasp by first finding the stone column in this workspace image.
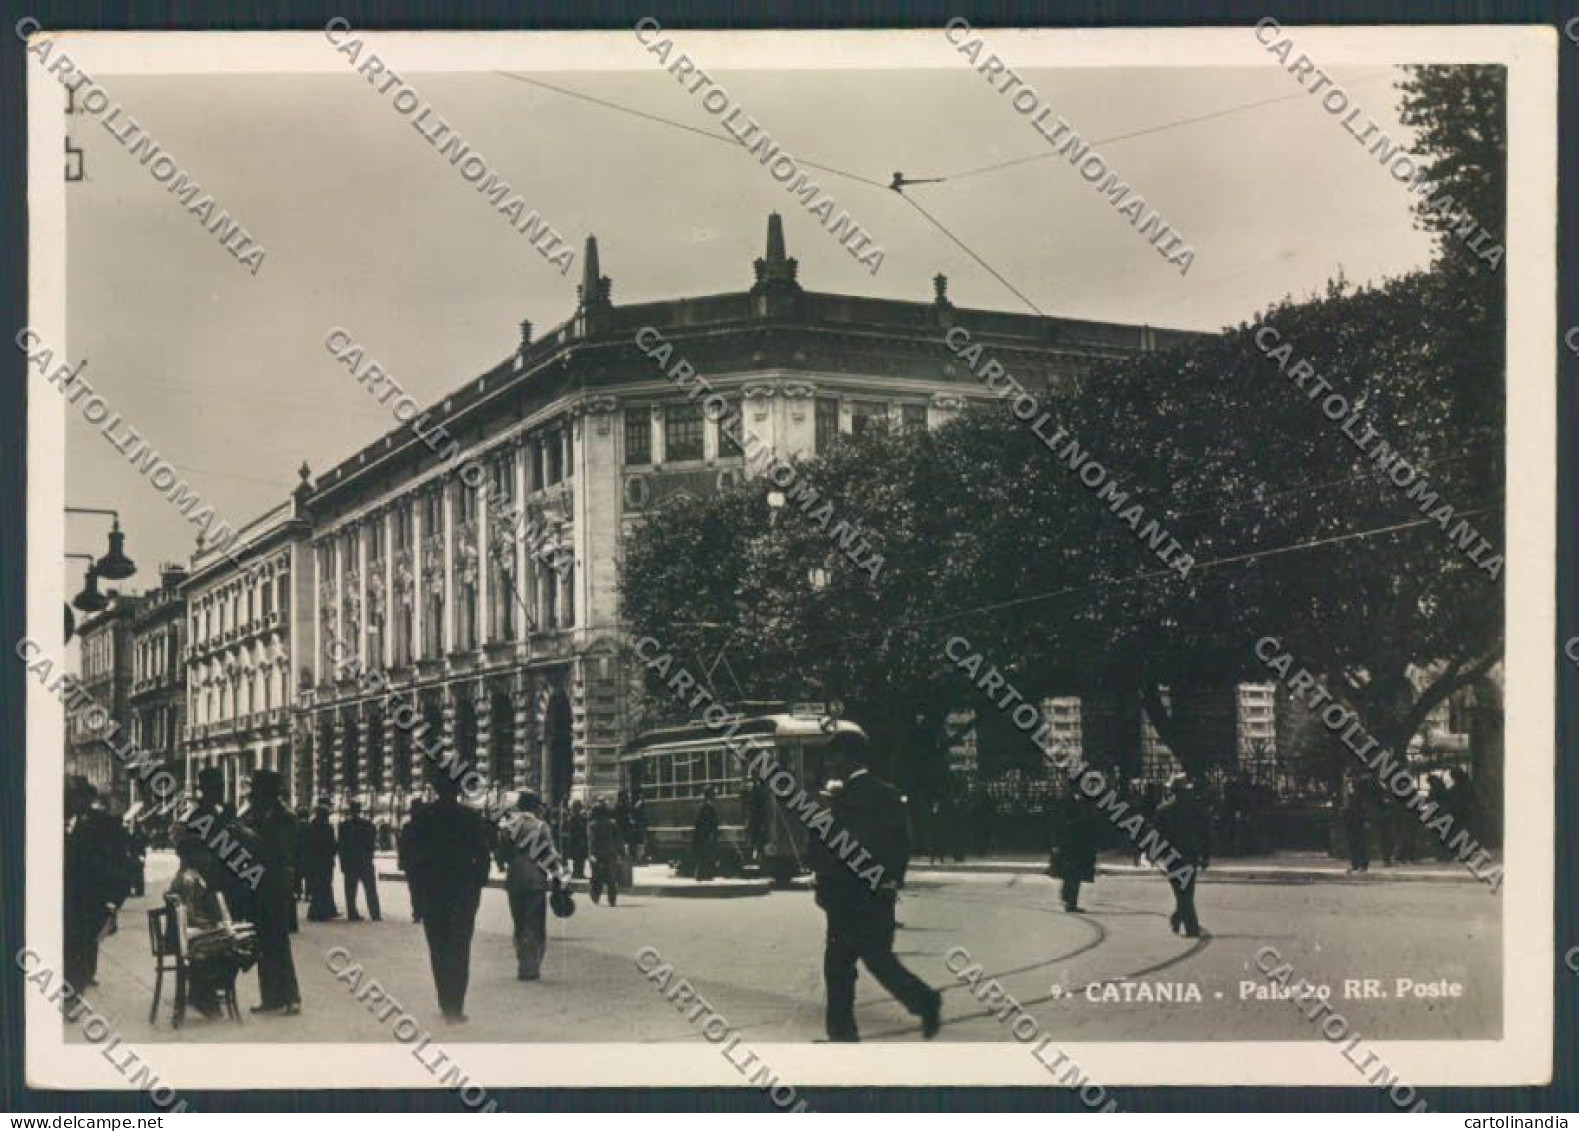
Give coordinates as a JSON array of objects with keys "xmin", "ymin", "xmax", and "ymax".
[
  {"xmin": 411, "ymin": 496, "xmax": 425, "ymax": 662},
  {"xmin": 442, "ymin": 480, "xmax": 455, "ymax": 655},
  {"xmin": 331, "ymin": 714, "xmax": 345, "ymax": 802},
  {"xmin": 514, "ymin": 439, "xmax": 529, "ymax": 641},
  {"xmin": 476, "ymin": 476, "xmax": 491, "ymax": 646},
  {"xmin": 356, "ymin": 524, "xmax": 369, "ymax": 668},
  {"xmin": 383, "ymin": 508, "xmax": 396, "ymax": 669},
  {"xmin": 512, "ymin": 687, "xmax": 531, "ymax": 789},
  {"xmin": 442, "ymin": 684, "xmax": 457, "ymax": 768}
]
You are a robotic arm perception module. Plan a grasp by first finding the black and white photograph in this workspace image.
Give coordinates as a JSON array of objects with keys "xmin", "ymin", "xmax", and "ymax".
[{"xmin": 17, "ymin": 19, "xmax": 1558, "ymax": 1101}]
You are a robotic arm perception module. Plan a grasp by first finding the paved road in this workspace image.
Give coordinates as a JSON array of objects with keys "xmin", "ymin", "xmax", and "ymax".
[{"xmin": 71, "ymin": 853, "xmax": 1500, "ymax": 1044}]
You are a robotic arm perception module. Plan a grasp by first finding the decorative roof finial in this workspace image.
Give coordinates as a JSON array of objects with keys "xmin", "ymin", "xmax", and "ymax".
[
  {"xmin": 752, "ymin": 213, "xmax": 799, "ymax": 292},
  {"xmin": 577, "ymin": 235, "xmax": 612, "ymax": 313},
  {"xmin": 933, "ymin": 273, "xmax": 951, "ymax": 307}
]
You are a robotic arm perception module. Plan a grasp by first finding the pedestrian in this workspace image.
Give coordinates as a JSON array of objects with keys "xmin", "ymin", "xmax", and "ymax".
[
  {"xmin": 588, "ymin": 798, "xmax": 622, "ymax": 907},
  {"xmin": 691, "ymin": 788, "xmax": 720, "ymax": 881},
  {"xmin": 403, "ymin": 762, "xmax": 492, "ymax": 1023},
  {"xmin": 126, "ymin": 818, "xmax": 149, "ymax": 898},
  {"xmin": 337, "ymin": 799, "xmax": 382, "ymax": 921},
  {"xmin": 397, "ymin": 798, "xmax": 424, "ymax": 922},
  {"xmin": 629, "ymin": 794, "xmax": 648, "ymax": 865},
  {"xmin": 304, "ymin": 802, "xmax": 340, "ymax": 921},
  {"xmin": 1054, "ymin": 788, "xmax": 1098, "ymax": 913},
  {"xmin": 564, "ymin": 800, "xmax": 588, "ymax": 879},
  {"xmin": 496, "ymin": 790, "xmax": 562, "ymax": 980},
  {"xmin": 1152, "ymin": 773, "xmax": 1209, "ymax": 938},
  {"xmin": 812, "ymin": 733, "xmax": 942, "ymax": 1043},
  {"xmin": 242, "ymin": 769, "xmax": 301, "ymax": 1015},
  {"xmin": 1342, "ymin": 775, "xmax": 1370, "ymax": 874},
  {"xmin": 64, "ymin": 777, "xmax": 129, "ymax": 997},
  {"xmin": 742, "ymin": 778, "xmax": 769, "ymax": 865}
]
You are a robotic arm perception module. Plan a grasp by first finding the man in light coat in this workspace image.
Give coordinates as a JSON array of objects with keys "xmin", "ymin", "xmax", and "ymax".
[{"xmin": 496, "ymin": 791, "xmax": 562, "ymax": 981}]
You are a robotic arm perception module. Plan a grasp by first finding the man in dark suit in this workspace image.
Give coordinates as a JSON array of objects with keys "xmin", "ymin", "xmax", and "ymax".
[
  {"xmin": 691, "ymin": 788, "xmax": 720, "ymax": 881},
  {"xmin": 64, "ymin": 777, "xmax": 130, "ymax": 997},
  {"xmin": 242, "ymin": 769, "xmax": 301, "ymax": 1014},
  {"xmin": 404, "ymin": 762, "xmax": 493, "ymax": 1023},
  {"xmin": 812, "ymin": 732, "xmax": 941, "ymax": 1043},
  {"xmin": 337, "ymin": 799, "xmax": 381, "ymax": 921},
  {"xmin": 303, "ymin": 802, "xmax": 340, "ymax": 921},
  {"xmin": 397, "ymin": 799, "xmax": 424, "ymax": 923},
  {"xmin": 1152, "ymin": 773, "xmax": 1210, "ymax": 938}
]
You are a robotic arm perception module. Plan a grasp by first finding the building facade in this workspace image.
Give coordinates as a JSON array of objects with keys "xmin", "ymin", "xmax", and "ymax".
[
  {"xmin": 299, "ymin": 213, "xmax": 1203, "ymax": 817},
  {"xmin": 128, "ymin": 564, "xmax": 188, "ymax": 806},
  {"xmin": 182, "ymin": 475, "xmax": 315, "ymax": 808},
  {"xmin": 67, "ymin": 593, "xmax": 141, "ymax": 806}
]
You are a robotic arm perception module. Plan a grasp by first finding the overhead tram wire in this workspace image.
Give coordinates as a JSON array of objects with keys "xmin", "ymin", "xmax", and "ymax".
[
  {"xmin": 936, "ymin": 73, "xmax": 1405, "ymax": 185},
  {"xmin": 758, "ymin": 505, "xmax": 1505, "ymax": 665},
  {"xmin": 491, "ymin": 71, "xmax": 888, "ymax": 191},
  {"xmin": 897, "ymin": 192, "xmax": 1048, "ymax": 316}
]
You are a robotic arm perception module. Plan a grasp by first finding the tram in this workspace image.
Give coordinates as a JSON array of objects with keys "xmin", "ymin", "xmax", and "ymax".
[{"xmin": 620, "ymin": 708, "xmax": 867, "ymax": 885}]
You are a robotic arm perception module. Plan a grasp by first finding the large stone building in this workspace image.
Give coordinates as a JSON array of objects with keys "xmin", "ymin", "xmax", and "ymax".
[
  {"xmin": 67, "ymin": 592, "xmax": 141, "ymax": 806},
  {"xmin": 182, "ymin": 474, "xmax": 316, "ymax": 808},
  {"xmin": 298, "ymin": 213, "xmax": 1203, "ymax": 816},
  {"xmin": 128, "ymin": 564, "xmax": 188, "ymax": 805}
]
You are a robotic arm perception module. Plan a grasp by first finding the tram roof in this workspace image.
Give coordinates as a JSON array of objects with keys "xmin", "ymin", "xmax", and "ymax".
[{"xmin": 623, "ymin": 714, "xmax": 867, "ymax": 756}]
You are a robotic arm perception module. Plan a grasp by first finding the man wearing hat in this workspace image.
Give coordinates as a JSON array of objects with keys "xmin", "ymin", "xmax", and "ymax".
[
  {"xmin": 242, "ymin": 768, "xmax": 301, "ymax": 1014},
  {"xmin": 495, "ymin": 790, "xmax": 561, "ymax": 980},
  {"xmin": 812, "ymin": 733, "xmax": 942, "ymax": 1043},
  {"xmin": 336, "ymin": 799, "xmax": 381, "ymax": 922},
  {"xmin": 403, "ymin": 760, "xmax": 493, "ymax": 1021},
  {"xmin": 303, "ymin": 800, "xmax": 340, "ymax": 922},
  {"xmin": 64, "ymin": 776, "xmax": 129, "ymax": 996},
  {"xmin": 1152, "ymin": 773, "xmax": 1210, "ymax": 938}
]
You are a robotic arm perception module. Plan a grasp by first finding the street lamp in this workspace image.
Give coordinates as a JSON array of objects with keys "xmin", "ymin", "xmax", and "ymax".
[
  {"xmin": 66, "ymin": 553, "xmax": 107, "ymax": 613},
  {"xmin": 66, "ymin": 507, "xmax": 137, "ymax": 580}
]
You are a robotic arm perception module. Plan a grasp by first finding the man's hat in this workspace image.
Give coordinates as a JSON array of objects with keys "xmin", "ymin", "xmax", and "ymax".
[
  {"xmin": 1167, "ymin": 772, "xmax": 1193, "ymax": 792},
  {"xmin": 348, "ymin": 798, "xmax": 363, "ymax": 812},
  {"xmin": 252, "ymin": 767, "xmax": 280, "ymax": 788},
  {"xmin": 516, "ymin": 789, "xmax": 541, "ymax": 811},
  {"xmin": 197, "ymin": 766, "xmax": 224, "ymax": 789},
  {"xmin": 66, "ymin": 774, "xmax": 96, "ymax": 798}
]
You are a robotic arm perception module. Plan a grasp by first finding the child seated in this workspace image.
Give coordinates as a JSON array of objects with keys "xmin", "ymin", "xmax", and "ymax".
[{"xmin": 164, "ymin": 835, "xmax": 234, "ymax": 1019}]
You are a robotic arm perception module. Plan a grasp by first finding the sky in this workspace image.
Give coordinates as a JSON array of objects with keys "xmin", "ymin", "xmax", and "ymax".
[{"xmin": 63, "ymin": 61, "xmax": 1436, "ymax": 592}]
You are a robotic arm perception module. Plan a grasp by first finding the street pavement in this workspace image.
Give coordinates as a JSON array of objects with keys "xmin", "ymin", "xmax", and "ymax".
[{"xmin": 71, "ymin": 851, "xmax": 1500, "ymax": 1045}]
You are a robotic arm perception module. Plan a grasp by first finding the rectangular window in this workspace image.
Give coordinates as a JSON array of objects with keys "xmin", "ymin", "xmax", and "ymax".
[
  {"xmin": 719, "ymin": 397, "xmax": 746, "ymax": 457},
  {"xmin": 851, "ymin": 400, "xmax": 889, "ymax": 437},
  {"xmin": 665, "ymin": 404, "xmax": 704, "ymax": 462},
  {"xmin": 625, "ymin": 410, "xmax": 651, "ymax": 465},
  {"xmin": 545, "ymin": 432, "xmax": 564, "ymax": 485},
  {"xmin": 901, "ymin": 403, "xmax": 928, "ymax": 433},
  {"xmin": 815, "ymin": 397, "xmax": 840, "ymax": 453}
]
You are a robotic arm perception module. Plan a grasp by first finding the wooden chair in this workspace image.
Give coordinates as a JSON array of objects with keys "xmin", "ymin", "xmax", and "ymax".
[
  {"xmin": 147, "ymin": 893, "xmax": 244, "ymax": 1028},
  {"xmin": 146, "ymin": 900, "xmax": 188, "ymax": 1028}
]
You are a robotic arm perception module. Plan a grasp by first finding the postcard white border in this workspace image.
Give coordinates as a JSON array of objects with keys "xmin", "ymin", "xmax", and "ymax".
[{"xmin": 23, "ymin": 22, "xmax": 1556, "ymax": 1091}]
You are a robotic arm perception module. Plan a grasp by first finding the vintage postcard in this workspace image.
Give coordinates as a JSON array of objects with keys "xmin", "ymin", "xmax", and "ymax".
[{"xmin": 22, "ymin": 21, "xmax": 1554, "ymax": 1103}]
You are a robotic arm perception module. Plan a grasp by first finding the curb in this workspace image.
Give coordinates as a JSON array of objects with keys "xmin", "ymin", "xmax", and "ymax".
[
  {"xmin": 377, "ymin": 870, "xmax": 772, "ymax": 899},
  {"xmin": 906, "ymin": 861, "xmax": 1487, "ymax": 885}
]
